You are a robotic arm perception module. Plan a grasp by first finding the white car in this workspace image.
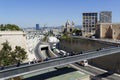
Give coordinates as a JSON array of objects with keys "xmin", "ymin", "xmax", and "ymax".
[
  {"xmin": 60, "ymin": 50, "xmax": 67, "ymax": 56},
  {"xmin": 80, "ymin": 60, "xmax": 88, "ymax": 66}
]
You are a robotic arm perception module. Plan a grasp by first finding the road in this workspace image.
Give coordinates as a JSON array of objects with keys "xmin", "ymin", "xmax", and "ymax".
[
  {"xmin": 0, "ymin": 43, "xmax": 120, "ymax": 79},
  {"xmin": 35, "ymin": 41, "xmax": 120, "ymax": 80},
  {"xmin": 72, "ymin": 63, "xmax": 120, "ymax": 80},
  {"xmin": 52, "ymin": 47, "xmax": 120, "ymax": 80},
  {"xmin": 34, "ymin": 41, "xmax": 42, "ymax": 59},
  {"xmin": 34, "ymin": 42, "xmax": 49, "ymax": 59}
]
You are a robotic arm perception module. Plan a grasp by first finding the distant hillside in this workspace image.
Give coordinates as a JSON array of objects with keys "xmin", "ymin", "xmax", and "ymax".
[{"xmin": 75, "ymin": 25, "xmax": 82, "ymax": 29}]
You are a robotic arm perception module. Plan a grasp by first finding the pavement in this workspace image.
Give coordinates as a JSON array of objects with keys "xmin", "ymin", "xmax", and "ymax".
[
  {"xmin": 22, "ymin": 67, "xmax": 89, "ymax": 80},
  {"xmin": 52, "ymin": 46, "xmax": 120, "ymax": 80},
  {"xmin": 73, "ymin": 63, "xmax": 120, "ymax": 80}
]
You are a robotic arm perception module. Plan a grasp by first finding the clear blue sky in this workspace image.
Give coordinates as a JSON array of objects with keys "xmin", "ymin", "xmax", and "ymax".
[{"xmin": 0, "ymin": 0, "xmax": 120, "ymax": 28}]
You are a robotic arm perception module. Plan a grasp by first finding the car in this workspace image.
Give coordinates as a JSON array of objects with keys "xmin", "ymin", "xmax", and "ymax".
[
  {"xmin": 96, "ymin": 48, "xmax": 102, "ymax": 51},
  {"xmin": 80, "ymin": 60, "xmax": 88, "ymax": 66},
  {"xmin": 71, "ymin": 51, "xmax": 76, "ymax": 55},
  {"xmin": 66, "ymin": 53, "xmax": 70, "ymax": 56},
  {"xmin": 0, "ymin": 66, "xmax": 4, "ymax": 70},
  {"xmin": 79, "ymin": 51, "xmax": 83, "ymax": 54},
  {"xmin": 60, "ymin": 50, "xmax": 67, "ymax": 56},
  {"xmin": 54, "ymin": 49, "xmax": 60, "ymax": 54}
]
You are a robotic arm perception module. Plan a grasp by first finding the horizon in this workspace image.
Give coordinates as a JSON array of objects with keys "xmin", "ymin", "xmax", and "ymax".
[{"xmin": 0, "ymin": 0, "xmax": 120, "ymax": 28}]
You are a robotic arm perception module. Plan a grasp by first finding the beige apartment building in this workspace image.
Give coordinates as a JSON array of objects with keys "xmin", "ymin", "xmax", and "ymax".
[{"xmin": 96, "ymin": 23, "xmax": 120, "ymax": 40}]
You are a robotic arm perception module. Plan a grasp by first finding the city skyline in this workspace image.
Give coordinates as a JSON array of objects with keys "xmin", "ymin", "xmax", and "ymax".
[{"xmin": 0, "ymin": 0, "xmax": 120, "ymax": 28}]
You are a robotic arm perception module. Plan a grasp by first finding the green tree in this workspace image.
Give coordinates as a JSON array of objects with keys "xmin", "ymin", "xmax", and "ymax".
[
  {"xmin": 14, "ymin": 46, "xmax": 27, "ymax": 62},
  {"xmin": 61, "ymin": 33, "xmax": 71, "ymax": 39},
  {"xmin": 0, "ymin": 41, "xmax": 12, "ymax": 66},
  {"xmin": 0, "ymin": 24, "xmax": 22, "ymax": 31},
  {"xmin": 73, "ymin": 29, "xmax": 82, "ymax": 36},
  {"xmin": 0, "ymin": 24, "xmax": 5, "ymax": 31},
  {"xmin": 0, "ymin": 41, "xmax": 27, "ymax": 66}
]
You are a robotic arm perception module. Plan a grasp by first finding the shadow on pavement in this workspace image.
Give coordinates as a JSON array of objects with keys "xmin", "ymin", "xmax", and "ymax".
[
  {"xmin": 95, "ymin": 72, "xmax": 114, "ymax": 78},
  {"xmin": 24, "ymin": 67, "xmax": 76, "ymax": 80}
]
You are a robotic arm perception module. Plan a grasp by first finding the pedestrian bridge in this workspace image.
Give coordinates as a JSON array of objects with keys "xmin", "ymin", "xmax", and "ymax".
[{"xmin": 0, "ymin": 47, "xmax": 120, "ymax": 79}]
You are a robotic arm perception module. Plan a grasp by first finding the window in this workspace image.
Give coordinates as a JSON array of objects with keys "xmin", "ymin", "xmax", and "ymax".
[{"xmin": 70, "ymin": 28, "xmax": 72, "ymax": 32}]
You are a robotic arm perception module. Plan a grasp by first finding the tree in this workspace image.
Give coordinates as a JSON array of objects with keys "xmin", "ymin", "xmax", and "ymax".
[
  {"xmin": 61, "ymin": 33, "xmax": 71, "ymax": 39},
  {"xmin": 0, "ymin": 24, "xmax": 22, "ymax": 31},
  {"xmin": 0, "ymin": 41, "xmax": 27, "ymax": 66},
  {"xmin": 73, "ymin": 29, "xmax": 82, "ymax": 36},
  {"xmin": 14, "ymin": 46, "xmax": 27, "ymax": 62},
  {"xmin": 0, "ymin": 41, "xmax": 12, "ymax": 66},
  {"xmin": 0, "ymin": 24, "xmax": 5, "ymax": 31}
]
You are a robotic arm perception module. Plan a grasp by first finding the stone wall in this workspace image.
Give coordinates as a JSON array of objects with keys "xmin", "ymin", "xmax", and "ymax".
[
  {"xmin": 0, "ymin": 31, "xmax": 27, "ymax": 51},
  {"xmin": 112, "ymin": 24, "xmax": 120, "ymax": 40},
  {"xmin": 96, "ymin": 23, "xmax": 120, "ymax": 40}
]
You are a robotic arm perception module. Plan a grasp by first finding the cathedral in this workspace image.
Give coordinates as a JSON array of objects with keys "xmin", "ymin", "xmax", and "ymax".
[{"xmin": 62, "ymin": 20, "xmax": 75, "ymax": 33}]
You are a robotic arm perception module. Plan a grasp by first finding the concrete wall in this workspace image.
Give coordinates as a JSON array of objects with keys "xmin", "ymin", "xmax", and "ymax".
[
  {"xmin": 89, "ymin": 53, "xmax": 120, "ymax": 73},
  {"xmin": 0, "ymin": 31, "xmax": 27, "ymax": 51},
  {"xmin": 59, "ymin": 38, "xmax": 120, "ymax": 74},
  {"xmin": 58, "ymin": 38, "xmax": 111, "ymax": 53}
]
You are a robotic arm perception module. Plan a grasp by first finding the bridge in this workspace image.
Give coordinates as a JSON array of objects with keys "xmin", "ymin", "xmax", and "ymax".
[{"xmin": 0, "ymin": 46, "xmax": 120, "ymax": 79}]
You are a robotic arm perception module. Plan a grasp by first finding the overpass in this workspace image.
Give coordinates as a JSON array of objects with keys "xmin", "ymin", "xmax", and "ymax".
[{"xmin": 0, "ymin": 46, "xmax": 120, "ymax": 79}]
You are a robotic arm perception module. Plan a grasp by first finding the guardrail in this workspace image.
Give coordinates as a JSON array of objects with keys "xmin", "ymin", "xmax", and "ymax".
[{"xmin": 0, "ymin": 47, "xmax": 120, "ymax": 79}]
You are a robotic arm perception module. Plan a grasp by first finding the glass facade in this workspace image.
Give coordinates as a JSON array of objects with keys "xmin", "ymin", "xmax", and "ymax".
[
  {"xmin": 100, "ymin": 11, "xmax": 112, "ymax": 23},
  {"xmin": 36, "ymin": 24, "xmax": 40, "ymax": 30}
]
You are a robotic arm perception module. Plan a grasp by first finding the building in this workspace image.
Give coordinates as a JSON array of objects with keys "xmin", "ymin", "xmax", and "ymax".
[
  {"xmin": 82, "ymin": 13, "xmax": 98, "ymax": 36},
  {"xmin": 52, "ymin": 27, "xmax": 61, "ymax": 36},
  {"xmin": 36, "ymin": 24, "xmax": 40, "ymax": 30},
  {"xmin": 95, "ymin": 23, "xmax": 120, "ymax": 40},
  {"xmin": 62, "ymin": 20, "xmax": 75, "ymax": 33},
  {"xmin": 100, "ymin": 11, "xmax": 112, "ymax": 23}
]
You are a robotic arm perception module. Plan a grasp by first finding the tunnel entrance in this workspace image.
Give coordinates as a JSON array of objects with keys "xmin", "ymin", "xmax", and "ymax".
[{"xmin": 41, "ymin": 47, "xmax": 48, "ymax": 50}]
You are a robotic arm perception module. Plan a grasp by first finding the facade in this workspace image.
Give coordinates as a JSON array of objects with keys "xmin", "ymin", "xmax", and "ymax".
[
  {"xmin": 36, "ymin": 24, "xmax": 40, "ymax": 30},
  {"xmin": 62, "ymin": 20, "xmax": 75, "ymax": 33},
  {"xmin": 82, "ymin": 13, "xmax": 98, "ymax": 36},
  {"xmin": 100, "ymin": 11, "xmax": 112, "ymax": 23},
  {"xmin": 96, "ymin": 23, "xmax": 120, "ymax": 40}
]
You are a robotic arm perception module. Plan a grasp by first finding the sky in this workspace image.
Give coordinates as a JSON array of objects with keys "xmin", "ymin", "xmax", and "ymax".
[{"xmin": 0, "ymin": 0, "xmax": 120, "ymax": 28}]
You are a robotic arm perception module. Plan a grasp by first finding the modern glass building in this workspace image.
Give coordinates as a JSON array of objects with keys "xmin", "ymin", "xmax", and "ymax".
[
  {"xmin": 36, "ymin": 24, "xmax": 39, "ymax": 30},
  {"xmin": 100, "ymin": 11, "xmax": 112, "ymax": 23},
  {"xmin": 82, "ymin": 13, "xmax": 98, "ymax": 34}
]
